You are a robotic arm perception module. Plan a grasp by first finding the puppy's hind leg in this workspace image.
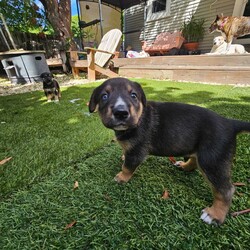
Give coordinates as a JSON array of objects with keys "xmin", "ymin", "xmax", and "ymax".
[
  {"xmin": 175, "ymin": 156, "xmax": 198, "ymax": 172},
  {"xmin": 198, "ymin": 149, "xmax": 235, "ymax": 225}
]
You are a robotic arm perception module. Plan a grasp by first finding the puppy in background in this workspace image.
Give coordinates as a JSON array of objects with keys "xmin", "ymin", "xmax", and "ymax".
[
  {"xmin": 40, "ymin": 72, "xmax": 61, "ymax": 102},
  {"xmin": 206, "ymin": 36, "xmax": 248, "ymax": 55}
]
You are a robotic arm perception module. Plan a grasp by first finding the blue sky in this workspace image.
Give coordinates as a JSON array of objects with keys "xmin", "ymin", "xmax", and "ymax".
[
  {"xmin": 71, "ymin": 0, "xmax": 78, "ymax": 16},
  {"xmin": 36, "ymin": 0, "xmax": 78, "ymax": 16}
]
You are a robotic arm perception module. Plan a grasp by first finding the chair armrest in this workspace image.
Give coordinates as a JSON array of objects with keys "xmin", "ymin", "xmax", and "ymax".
[
  {"xmin": 69, "ymin": 51, "xmax": 87, "ymax": 62},
  {"xmin": 77, "ymin": 51, "xmax": 87, "ymax": 55},
  {"xmin": 85, "ymin": 47, "xmax": 115, "ymax": 55}
]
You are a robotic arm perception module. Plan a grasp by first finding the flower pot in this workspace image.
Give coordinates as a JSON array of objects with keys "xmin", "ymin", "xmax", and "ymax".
[{"xmin": 184, "ymin": 42, "xmax": 199, "ymax": 51}]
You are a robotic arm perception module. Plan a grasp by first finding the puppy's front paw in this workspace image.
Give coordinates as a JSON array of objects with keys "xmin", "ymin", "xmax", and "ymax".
[
  {"xmin": 200, "ymin": 210, "xmax": 214, "ymax": 224},
  {"xmin": 114, "ymin": 171, "xmax": 132, "ymax": 184},
  {"xmin": 200, "ymin": 208, "xmax": 223, "ymax": 225}
]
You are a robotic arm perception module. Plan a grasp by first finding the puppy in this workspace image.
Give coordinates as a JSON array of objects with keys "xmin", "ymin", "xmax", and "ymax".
[
  {"xmin": 206, "ymin": 36, "xmax": 248, "ymax": 55},
  {"xmin": 89, "ymin": 78, "xmax": 250, "ymax": 225},
  {"xmin": 40, "ymin": 72, "xmax": 61, "ymax": 102},
  {"xmin": 209, "ymin": 14, "xmax": 250, "ymax": 50}
]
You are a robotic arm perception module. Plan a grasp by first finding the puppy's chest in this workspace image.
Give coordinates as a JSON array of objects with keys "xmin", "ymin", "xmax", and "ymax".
[{"xmin": 43, "ymin": 82, "xmax": 55, "ymax": 89}]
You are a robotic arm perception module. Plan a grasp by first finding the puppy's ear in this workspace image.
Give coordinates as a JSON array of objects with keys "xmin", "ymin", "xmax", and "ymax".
[
  {"xmin": 134, "ymin": 82, "xmax": 147, "ymax": 107},
  {"xmin": 89, "ymin": 88, "xmax": 99, "ymax": 113},
  {"xmin": 140, "ymin": 88, "xmax": 147, "ymax": 107}
]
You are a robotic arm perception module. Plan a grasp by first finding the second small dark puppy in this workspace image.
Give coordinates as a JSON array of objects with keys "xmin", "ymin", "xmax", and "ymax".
[
  {"xmin": 89, "ymin": 78, "xmax": 250, "ymax": 225},
  {"xmin": 40, "ymin": 72, "xmax": 61, "ymax": 102}
]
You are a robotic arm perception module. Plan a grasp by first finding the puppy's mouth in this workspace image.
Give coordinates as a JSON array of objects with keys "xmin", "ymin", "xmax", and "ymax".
[
  {"xmin": 209, "ymin": 27, "xmax": 216, "ymax": 33},
  {"xmin": 104, "ymin": 117, "xmax": 138, "ymax": 131},
  {"xmin": 111, "ymin": 116, "xmax": 133, "ymax": 131},
  {"xmin": 113, "ymin": 124, "xmax": 129, "ymax": 131}
]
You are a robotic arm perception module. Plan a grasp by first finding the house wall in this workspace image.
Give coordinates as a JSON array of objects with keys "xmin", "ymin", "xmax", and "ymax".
[
  {"xmin": 124, "ymin": 0, "xmax": 236, "ymax": 53},
  {"xmin": 124, "ymin": 4, "xmax": 145, "ymax": 51}
]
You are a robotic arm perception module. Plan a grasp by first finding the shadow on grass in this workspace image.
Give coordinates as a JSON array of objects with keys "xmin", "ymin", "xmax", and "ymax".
[{"xmin": 0, "ymin": 142, "xmax": 249, "ymax": 249}]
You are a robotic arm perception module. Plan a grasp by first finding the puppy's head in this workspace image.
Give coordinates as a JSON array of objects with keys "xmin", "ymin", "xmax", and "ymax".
[
  {"xmin": 89, "ymin": 78, "xmax": 146, "ymax": 131},
  {"xmin": 40, "ymin": 72, "xmax": 53, "ymax": 83},
  {"xmin": 213, "ymin": 36, "xmax": 225, "ymax": 46},
  {"xmin": 209, "ymin": 15, "xmax": 222, "ymax": 33}
]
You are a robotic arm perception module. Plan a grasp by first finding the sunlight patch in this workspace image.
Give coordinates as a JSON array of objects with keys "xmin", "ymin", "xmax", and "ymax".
[{"xmin": 67, "ymin": 117, "xmax": 79, "ymax": 124}]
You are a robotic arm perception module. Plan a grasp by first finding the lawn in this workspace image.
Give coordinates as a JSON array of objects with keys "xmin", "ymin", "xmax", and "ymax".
[{"xmin": 0, "ymin": 79, "xmax": 249, "ymax": 249}]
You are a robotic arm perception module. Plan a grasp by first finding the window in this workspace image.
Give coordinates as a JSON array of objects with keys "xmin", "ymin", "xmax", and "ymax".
[
  {"xmin": 147, "ymin": 0, "xmax": 171, "ymax": 22},
  {"xmin": 152, "ymin": 0, "xmax": 166, "ymax": 13}
]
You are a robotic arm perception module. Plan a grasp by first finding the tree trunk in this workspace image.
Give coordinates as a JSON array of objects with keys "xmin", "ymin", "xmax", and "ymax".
[{"xmin": 40, "ymin": 0, "xmax": 77, "ymax": 50}]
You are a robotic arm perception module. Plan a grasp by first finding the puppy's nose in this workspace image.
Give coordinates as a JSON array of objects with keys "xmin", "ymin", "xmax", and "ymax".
[{"xmin": 113, "ymin": 105, "xmax": 129, "ymax": 120}]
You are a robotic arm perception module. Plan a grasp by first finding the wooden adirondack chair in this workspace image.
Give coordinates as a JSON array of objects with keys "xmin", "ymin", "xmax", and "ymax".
[{"xmin": 70, "ymin": 29, "xmax": 122, "ymax": 81}]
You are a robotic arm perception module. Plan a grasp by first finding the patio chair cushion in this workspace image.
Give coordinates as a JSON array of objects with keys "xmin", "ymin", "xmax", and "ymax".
[{"xmin": 142, "ymin": 31, "xmax": 185, "ymax": 55}]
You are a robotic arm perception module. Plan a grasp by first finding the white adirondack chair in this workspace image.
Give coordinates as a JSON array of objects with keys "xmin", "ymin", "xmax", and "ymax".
[{"xmin": 70, "ymin": 29, "xmax": 122, "ymax": 81}]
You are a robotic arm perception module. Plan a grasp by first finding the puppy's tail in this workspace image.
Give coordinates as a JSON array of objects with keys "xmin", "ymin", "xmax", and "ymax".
[{"xmin": 232, "ymin": 120, "xmax": 250, "ymax": 134}]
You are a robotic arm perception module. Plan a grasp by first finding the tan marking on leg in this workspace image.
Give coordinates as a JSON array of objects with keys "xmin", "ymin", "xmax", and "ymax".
[
  {"xmin": 54, "ymin": 95, "xmax": 59, "ymax": 102},
  {"xmin": 202, "ymin": 189, "xmax": 233, "ymax": 224},
  {"xmin": 114, "ymin": 165, "xmax": 134, "ymax": 184},
  {"xmin": 177, "ymin": 156, "xmax": 198, "ymax": 171},
  {"xmin": 47, "ymin": 94, "xmax": 53, "ymax": 102},
  {"xmin": 198, "ymin": 158, "xmax": 235, "ymax": 224}
]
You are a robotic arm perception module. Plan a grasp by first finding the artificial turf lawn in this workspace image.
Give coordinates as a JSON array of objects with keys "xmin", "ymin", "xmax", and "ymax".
[{"xmin": 0, "ymin": 79, "xmax": 249, "ymax": 249}]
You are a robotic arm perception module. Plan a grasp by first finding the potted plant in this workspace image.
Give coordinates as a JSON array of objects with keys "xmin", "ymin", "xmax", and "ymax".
[
  {"xmin": 181, "ymin": 15, "xmax": 205, "ymax": 51},
  {"xmin": 83, "ymin": 28, "xmax": 95, "ymax": 47}
]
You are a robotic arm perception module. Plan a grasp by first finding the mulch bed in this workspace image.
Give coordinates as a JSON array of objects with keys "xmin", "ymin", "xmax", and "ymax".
[{"xmin": 0, "ymin": 74, "xmax": 90, "ymax": 96}]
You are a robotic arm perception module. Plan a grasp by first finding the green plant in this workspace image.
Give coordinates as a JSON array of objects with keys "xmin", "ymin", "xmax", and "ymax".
[
  {"xmin": 181, "ymin": 15, "xmax": 205, "ymax": 43},
  {"xmin": 71, "ymin": 15, "xmax": 81, "ymax": 38},
  {"xmin": 83, "ymin": 27, "xmax": 95, "ymax": 42}
]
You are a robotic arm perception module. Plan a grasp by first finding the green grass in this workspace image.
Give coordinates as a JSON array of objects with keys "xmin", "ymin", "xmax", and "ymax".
[{"xmin": 0, "ymin": 79, "xmax": 249, "ymax": 249}]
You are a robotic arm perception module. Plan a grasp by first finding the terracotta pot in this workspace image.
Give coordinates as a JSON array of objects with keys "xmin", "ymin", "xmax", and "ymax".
[{"xmin": 184, "ymin": 42, "xmax": 199, "ymax": 51}]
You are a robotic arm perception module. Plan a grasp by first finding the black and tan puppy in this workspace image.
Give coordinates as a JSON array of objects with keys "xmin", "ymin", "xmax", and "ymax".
[
  {"xmin": 89, "ymin": 78, "xmax": 250, "ymax": 225},
  {"xmin": 40, "ymin": 72, "xmax": 61, "ymax": 102}
]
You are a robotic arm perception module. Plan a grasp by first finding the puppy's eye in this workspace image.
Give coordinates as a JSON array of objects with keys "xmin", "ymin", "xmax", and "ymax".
[
  {"xmin": 131, "ymin": 92, "xmax": 137, "ymax": 99},
  {"xmin": 101, "ymin": 94, "xmax": 108, "ymax": 101}
]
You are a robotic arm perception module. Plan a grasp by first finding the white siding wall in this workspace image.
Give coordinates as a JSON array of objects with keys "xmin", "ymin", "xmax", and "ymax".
[
  {"xmin": 124, "ymin": 4, "xmax": 145, "ymax": 51},
  {"xmin": 125, "ymin": 0, "xmax": 235, "ymax": 53}
]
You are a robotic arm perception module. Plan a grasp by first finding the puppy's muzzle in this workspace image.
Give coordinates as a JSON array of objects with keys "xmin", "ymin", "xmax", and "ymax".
[{"xmin": 113, "ymin": 105, "xmax": 130, "ymax": 121}]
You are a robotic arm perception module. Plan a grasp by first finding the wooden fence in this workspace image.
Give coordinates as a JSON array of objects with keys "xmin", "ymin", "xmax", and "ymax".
[{"xmin": 0, "ymin": 29, "xmax": 65, "ymax": 59}]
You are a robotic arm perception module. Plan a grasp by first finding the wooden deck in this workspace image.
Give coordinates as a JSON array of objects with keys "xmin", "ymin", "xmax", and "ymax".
[{"xmin": 112, "ymin": 54, "xmax": 250, "ymax": 85}]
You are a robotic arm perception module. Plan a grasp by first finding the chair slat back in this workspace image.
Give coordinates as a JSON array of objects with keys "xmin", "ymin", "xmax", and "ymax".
[{"xmin": 95, "ymin": 29, "xmax": 122, "ymax": 67}]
